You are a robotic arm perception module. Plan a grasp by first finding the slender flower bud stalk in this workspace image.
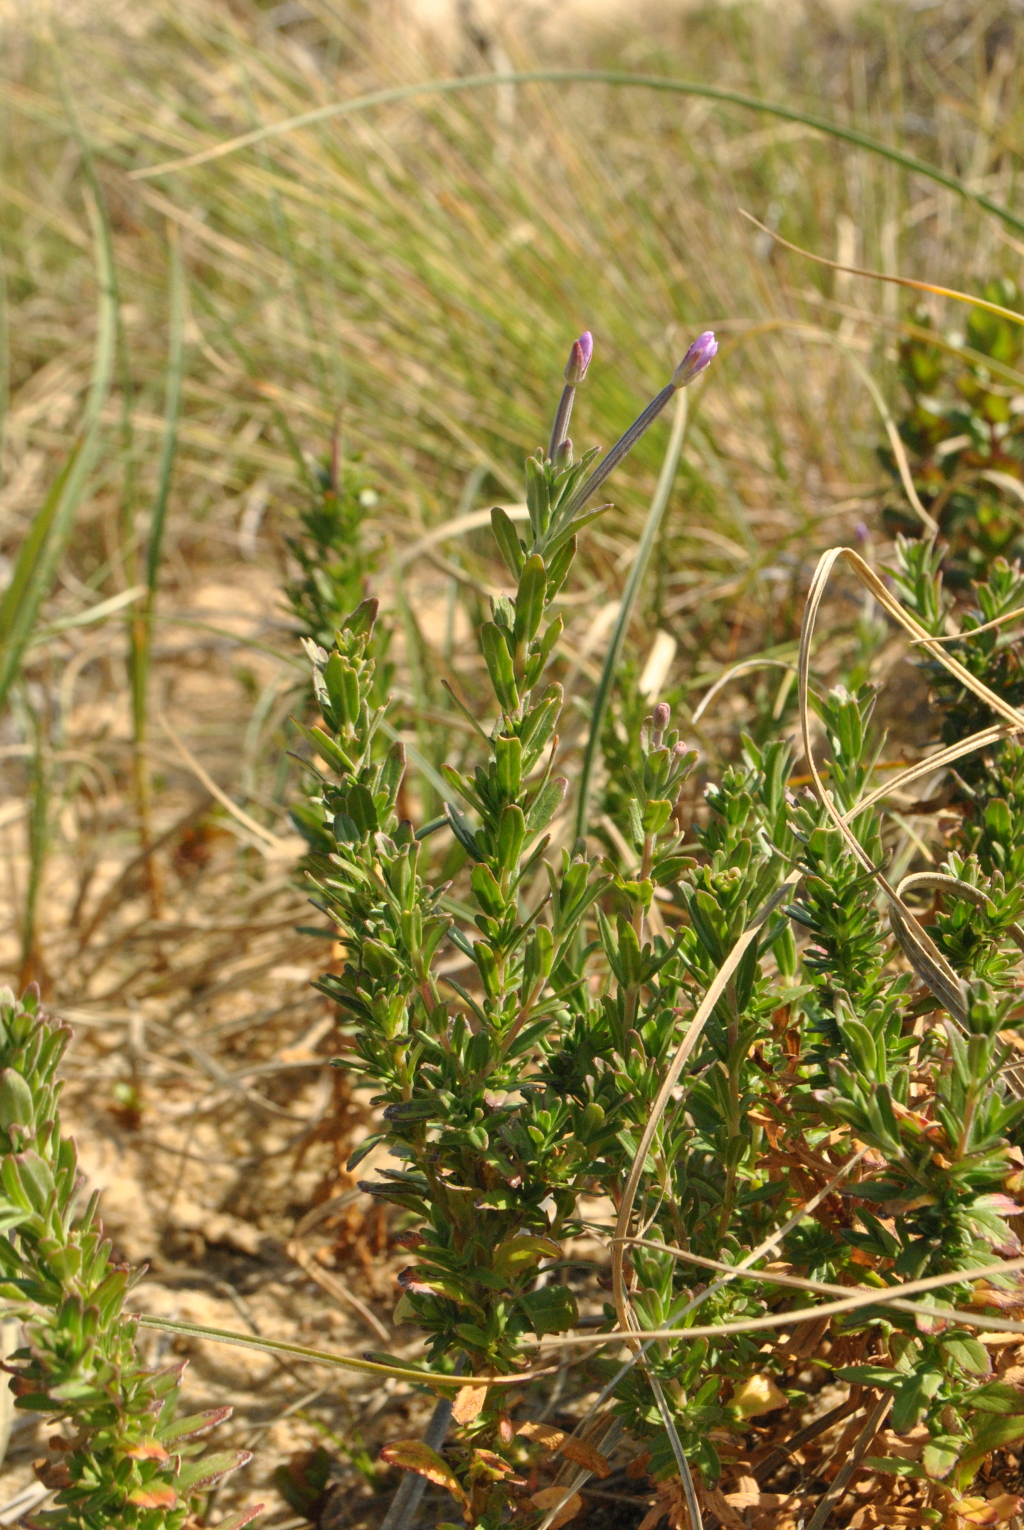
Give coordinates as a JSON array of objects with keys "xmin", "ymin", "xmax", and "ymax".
[
  {"xmin": 671, "ymin": 330, "xmax": 718, "ymax": 387},
  {"xmin": 548, "ymin": 330, "xmax": 593, "ymax": 461},
  {"xmin": 562, "ymin": 384, "xmax": 675, "ymax": 514},
  {"xmin": 563, "ymin": 331, "xmax": 717, "ymax": 517}
]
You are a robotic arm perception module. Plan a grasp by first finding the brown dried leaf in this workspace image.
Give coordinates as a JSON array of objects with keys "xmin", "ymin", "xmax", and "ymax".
[
  {"xmin": 516, "ymin": 1420, "xmax": 611, "ymax": 1477},
  {"xmin": 452, "ymin": 1384, "xmax": 488, "ymax": 1425},
  {"xmin": 32, "ymin": 1460, "xmax": 72, "ymax": 1491},
  {"xmin": 530, "ymin": 1487, "xmax": 583, "ymax": 1529},
  {"xmin": 125, "ymin": 1440, "xmax": 170, "ymax": 1462},
  {"xmin": 730, "ymin": 1373, "xmax": 788, "ymax": 1418},
  {"xmin": 970, "ymin": 1280, "xmax": 1024, "ymax": 1313},
  {"xmin": 953, "ymin": 1495, "xmax": 1024, "ymax": 1527},
  {"xmin": 379, "ymin": 1440, "xmax": 469, "ymax": 1507}
]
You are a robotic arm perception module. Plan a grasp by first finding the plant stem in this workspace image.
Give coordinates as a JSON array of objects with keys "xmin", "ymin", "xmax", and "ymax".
[
  {"xmin": 379, "ymin": 1363, "xmax": 464, "ymax": 1530},
  {"xmin": 575, "ymin": 389, "xmax": 688, "ymax": 843}
]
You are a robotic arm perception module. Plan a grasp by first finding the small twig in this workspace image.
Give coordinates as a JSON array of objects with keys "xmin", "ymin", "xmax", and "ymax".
[
  {"xmin": 156, "ymin": 711, "xmax": 287, "ymax": 851},
  {"xmin": 803, "ymin": 1394, "xmax": 892, "ymax": 1530},
  {"xmin": 286, "ymin": 1239, "xmax": 391, "ymax": 1345},
  {"xmin": 379, "ymin": 1358, "xmax": 465, "ymax": 1530},
  {"xmin": 752, "ymin": 1397, "xmax": 861, "ymax": 1485}
]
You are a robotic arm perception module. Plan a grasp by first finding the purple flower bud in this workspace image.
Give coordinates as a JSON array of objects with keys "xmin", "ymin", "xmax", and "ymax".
[
  {"xmin": 564, "ymin": 330, "xmax": 593, "ymax": 386},
  {"xmin": 672, "ymin": 330, "xmax": 718, "ymax": 388},
  {"xmin": 855, "ymin": 521, "xmax": 870, "ymax": 544},
  {"xmin": 650, "ymin": 702, "xmax": 671, "ymax": 748}
]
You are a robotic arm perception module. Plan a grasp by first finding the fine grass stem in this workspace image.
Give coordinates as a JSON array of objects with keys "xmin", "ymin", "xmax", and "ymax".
[
  {"xmin": 128, "ymin": 230, "xmax": 186, "ymax": 913},
  {"xmin": 574, "ymin": 388, "xmax": 688, "ymax": 842},
  {"xmin": 129, "ymin": 69, "xmax": 1024, "ymax": 242}
]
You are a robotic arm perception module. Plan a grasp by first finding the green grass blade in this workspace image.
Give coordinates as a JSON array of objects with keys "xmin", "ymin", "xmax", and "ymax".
[
  {"xmin": 0, "ymin": 233, "xmax": 8, "ymax": 466},
  {"xmin": 17, "ymin": 697, "xmax": 48, "ymax": 990},
  {"xmin": 0, "ymin": 188, "xmax": 116, "ymax": 714},
  {"xmin": 28, "ymin": 585, "xmax": 146, "ymax": 645},
  {"xmin": 130, "ymin": 69, "xmax": 1024, "ymax": 240},
  {"xmin": 136, "ymin": 1314, "xmax": 512, "ymax": 1389},
  {"xmin": 146, "ymin": 233, "xmax": 186, "ymax": 596},
  {"xmin": 574, "ymin": 390, "xmax": 689, "ymax": 843}
]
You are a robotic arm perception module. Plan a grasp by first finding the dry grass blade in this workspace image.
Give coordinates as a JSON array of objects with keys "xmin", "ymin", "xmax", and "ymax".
[
  {"xmin": 798, "ymin": 545, "xmax": 1024, "ymax": 1036},
  {"xmin": 610, "ymin": 869, "xmax": 803, "ymax": 1335},
  {"xmin": 285, "ymin": 1239, "xmax": 391, "ymax": 1345},
  {"xmin": 803, "ymin": 1394, "xmax": 893, "ymax": 1530},
  {"xmin": 741, "ymin": 211, "xmax": 1024, "ymax": 328},
  {"xmin": 691, "ymin": 658, "xmax": 797, "ymax": 726},
  {"xmin": 841, "ymin": 723, "xmax": 1021, "ymax": 823},
  {"xmin": 567, "ymin": 1251, "xmax": 1024, "ymax": 1346},
  {"xmin": 395, "ymin": 504, "xmax": 528, "ymax": 570},
  {"xmin": 620, "ymin": 1236, "xmax": 1024, "ymax": 1322},
  {"xmin": 896, "ymin": 871, "xmax": 1024, "ymax": 956},
  {"xmin": 911, "ymin": 605, "xmax": 1024, "ymax": 643},
  {"xmin": 156, "ymin": 710, "xmax": 289, "ymax": 852}
]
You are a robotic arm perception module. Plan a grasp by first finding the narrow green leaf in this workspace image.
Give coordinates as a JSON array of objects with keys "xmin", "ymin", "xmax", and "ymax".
[
  {"xmin": 481, "ymin": 622, "xmax": 519, "ymax": 712},
  {"xmin": 0, "ymin": 189, "xmax": 116, "ymax": 715},
  {"xmin": 514, "ymin": 554, "xmax": 547, "ymax": 645},
  {"xmin": 491, "ymin": 506, "xmax": 525, "ymax": 578}
]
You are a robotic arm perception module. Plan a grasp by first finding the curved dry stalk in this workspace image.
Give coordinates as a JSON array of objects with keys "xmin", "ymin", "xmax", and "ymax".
[
  {"xmin": 909, "ymin": 602, "xmax": 1024, "ymax": 642},
  {"xmin": 691, "ymin": 657, "xmax": 797, "ymax": 726},
  {"xmin": 803, "ymin": 1394, "xmax": 893, "ymax": 1530},
  {"xmin": 609, "ymin": 871, "xmax": 803, "ymax": 1343},
  {"xmin": 617, "ymin": 1235, "xmax": 1024, "ymax": 1323},
  {"xmin": 741, "ymin": 211, "xmax": 1024, "ymax": 329},
  {"xmin": 798, "ymin": 545, "xmax": 1024, "ymax": 1030},
  {"xmin": 896, "ymin": 871, "xmax": 1024, "ymax": 956},
  {"xmin": 840, "ymin": 723, "xmax": 1019, "ymax": 823},
  {"xmin": 525, "ymin": 1292, "xmax": 1024, "ymax": 1346},
  {"xmin": 532, "ymin": 1271, "xmax": 1024, "ymax": 1344}
]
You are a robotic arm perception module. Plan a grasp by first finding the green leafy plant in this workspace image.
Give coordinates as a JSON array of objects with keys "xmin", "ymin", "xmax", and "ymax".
[
  {"xmin": 283, "ymin": 436, "xmax": 386, "ymax": 660},
  {"xmin": 290, "ymin": 329, "xmax": 1024, "ymax": 1525},
  {"xmin": 883, "ymin": 283, "xmax": 1024, "ymax": 583},
  {"xmin": 94, "ymin": 327, "xmax": 1024, "ymax": 1530},
  {"xmin": 0, "ymin": 986, "xmax": 257, "ymax": 1530}
]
